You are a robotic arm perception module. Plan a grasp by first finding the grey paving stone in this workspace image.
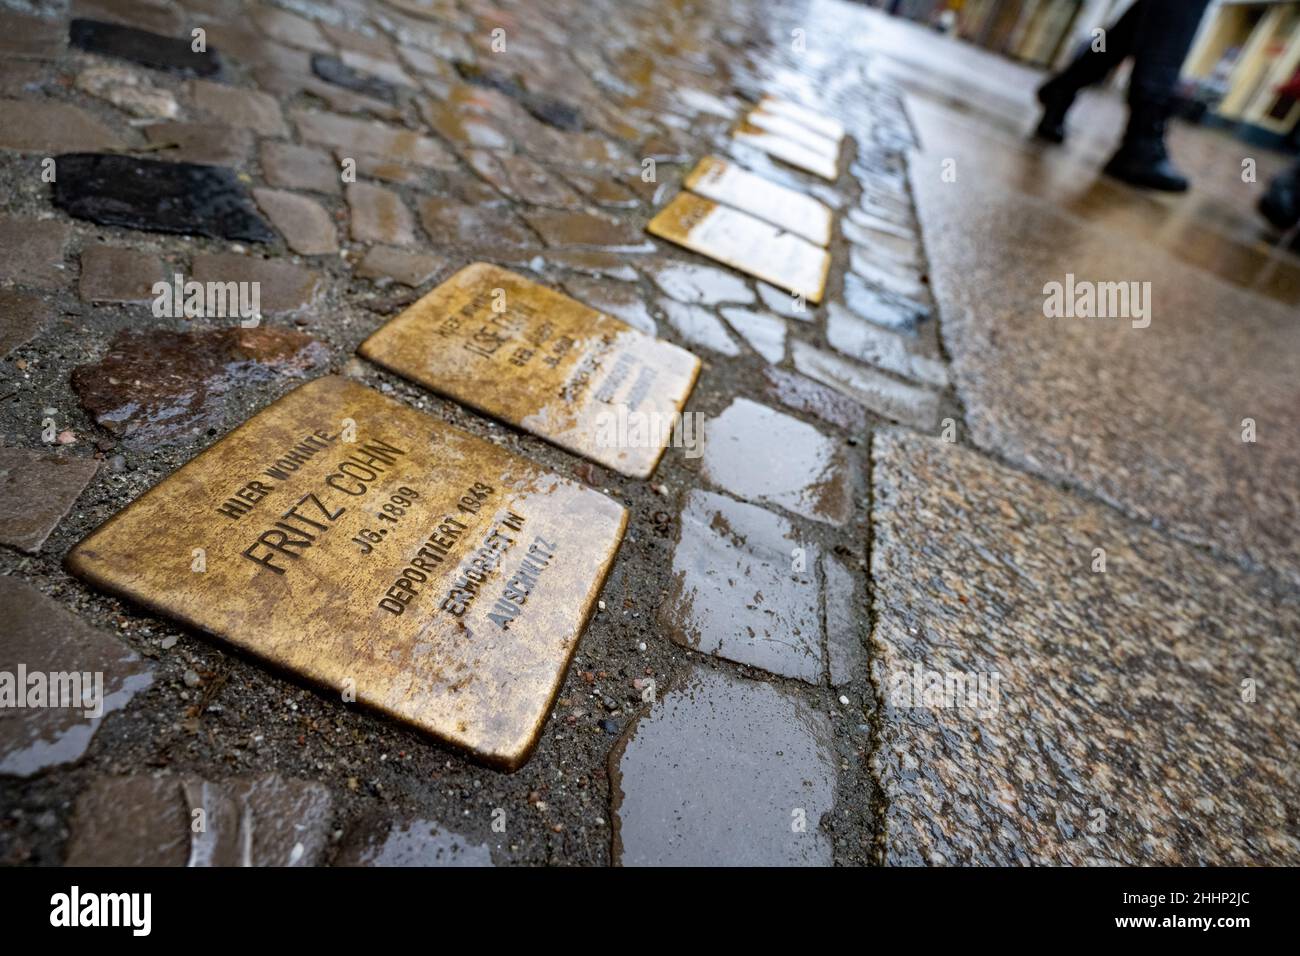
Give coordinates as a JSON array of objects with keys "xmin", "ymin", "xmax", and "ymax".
[
  {"xmin": 702, "ymin": 398, "xmax": 858, "ymax": 527},
  {"xmin": 0, "ymin": 11, "xmax": 62, "ymax": 57},
  {"xmin": 335, "ymin": 818, "xmax": 493, "ymax": 866},
  {"xmin": 791, "ymin": 340, "xmax": 940, "ymax": 430},
  {"xmin": 826, "ymin": 304, "xmax": 949, "ymax": 388},
  {"xmin": 849, "ymin": 246, "xmax": 928, "ymax": 303},
  {"xmin": 757, "ymin": 280, "xmax": 814, "ymax": 321},
  {"xmin": 292, "ymin": 108, "xmax": 453, "ymax": 168},
  {"xmin": 191, "ymin": 252, "xmax": 324, "ymax": 314},
  {"xmin": 914, "ymin": 167, "xmax": 1300, "ymax": 584},
  {"xmin": 464, "ymin": 149, "xmax": 583, "ymax": 208},
  {"xmin": 649, "ymin": 261, "xmax": 756, "ymax": 306},
  {"xmin": 842, "ymin": 272, "xmax": 929, "ymax": 335},
  {"xmin": 822, "ymin": 552, "xmax": 865, "ymax": 687},
  {"xmin": 65, "ymin": 773, "xmax": 332, "ymax": 866},
  {"xmin": 0, "ymin": 449, "xmax": 100, "ymax": 553},
  {"xmin": 719, "ymin": 306, "xmax": 786, "ymax": 363},
  {"xmin": 870, "ymin": 430, "xmax": 1300, "ymax": 865},
  {"xmin": 253, "ymin": 188, "xmax": 338, "ymax": 255},
  {"xmin": 846, "ymin": 205, "xmax": 918, "ymax": 241},
  {"xmin": 656, "ymin": 297, "xmax": 739, "ymax": 356},
  {"xmin": 260, "ymin": 141, "xmax": 342, "ymax": 195},
  {"xmin": 0, "ymin": 577, "xmax": 153, "ymax": 777},
  {"xmin": 346, "ymin": 181, "xmax": 416, "ymax": 246},
  {"xmin": 0, "ymin": 290, "xmax": 49, "ymax": 358},
  {"xmin": 253, "ymin": 6, "xmax": 331, "ymax": 53},
  {"xmin": 355, "ymin": 246, "xmax": 448, "ymax": 287},
  {"xmin": 0, "ymin": 219, "xmax": 70, "ymax": 289},
  {"xmin": 562, "ymin": 276, "xmax": 657, "ymax": 334},
  {"xmin": 661, "ymin": 489, "xmax": 824, "ymax": 683},
  {"xmin": 524, "ymin": 209, "xmax": 645, "ymax": 248},
  {"xmin": 610, "ymin": 666, "xmax": 835, "ymax": 866},
  {"xmin": 189, "ymin": 79, "xmax": 288, "ymax": 136},
  {"xmin": 78, "ymin": 244, "xmax": 166, "ymax": 303},
  {"xmin": 0, "ymin": 98, "xmax": 125, "ymax": 153},
  {"xmin": 763, "ymin": 366, "xmax": 869, "ymax": 435},
  {"xmin": 74, "ymin": 0, "xmax": 183, "ymax": 38},
  {"xmin": 841, "ymin": 215, "xmax": 921, "ymax": 265},
  {"xmin": 142, "ymin": 121, "xmax": 253, "ymax": 166},
  {"xmin": 419, "ymin": 197, "xmax": 535, "ymax": 255},
  {"xmin": 64, "ymin": 777, "xmax": 190, "ymax": 865}
]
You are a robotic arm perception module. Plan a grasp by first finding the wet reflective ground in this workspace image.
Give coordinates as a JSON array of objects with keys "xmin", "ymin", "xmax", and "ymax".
[{"xmin": 1, "ymin": 0, "xmax": 1296, "ymax": 866}]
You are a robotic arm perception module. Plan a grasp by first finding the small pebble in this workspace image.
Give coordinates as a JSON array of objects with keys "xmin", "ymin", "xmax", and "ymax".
[
  {"xmin": 839, "ymin": 695, "xmax": 850, "ymax": 706},
  {"xmin": 183, "ymin": 669, "xmax": 201, "ymax": 688}
]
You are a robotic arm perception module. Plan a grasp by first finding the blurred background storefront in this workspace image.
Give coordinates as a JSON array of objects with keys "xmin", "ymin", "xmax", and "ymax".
[{"xmin": 869, "ymin": 0, "xmax": 1300, "ymax": 149}]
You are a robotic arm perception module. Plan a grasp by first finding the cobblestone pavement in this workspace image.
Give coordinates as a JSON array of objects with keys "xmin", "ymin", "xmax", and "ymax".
[{"xmin": 0, "ymin": 0, "xmax": 1296, "ymax": 866}]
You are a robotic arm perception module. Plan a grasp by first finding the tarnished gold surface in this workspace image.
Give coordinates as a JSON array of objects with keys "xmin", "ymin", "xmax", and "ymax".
[
  {"xmin": 732, "ymin": 121, "xmax": 839, "ymax": 181},
  {"xmin": 646, "ymin": 192, "xmax": 830, "ymax": 302},
  {"xmin": 359, "ymin": 263, "xmax": 701, "ymax": 479},
  {"xmin": 67, "ymin": 376, "xmax": 627, "ymax": 770},
  {"xmin": 684, "ymin": 155, "xmax": 832, "ymax": 247}
]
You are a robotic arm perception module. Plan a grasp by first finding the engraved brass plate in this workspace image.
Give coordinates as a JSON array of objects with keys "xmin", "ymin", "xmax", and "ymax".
[
  {"xmin": 756, "ymin": 96, "xmax": 846, "ymax": 143},
  {"xmin": 646, "ymin": 192, "xmax": 830, "ymax": 303},
  {"xmin": 67, "ymin": 376, "xmax": 628, "ymax": 770},
  {"xmin": 732, "ymin": 121, "xmax": 839, "ymax": 181},
  {"xmin": 684, "ymin": 155, "xmax": 833, "ymax": 247},
  {"xmin": 359, "ymin": 263, "xmax": 701, "ymax": 480}
]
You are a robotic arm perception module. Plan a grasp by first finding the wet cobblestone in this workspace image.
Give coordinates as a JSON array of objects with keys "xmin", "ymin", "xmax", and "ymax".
[{"xmin": 1, "ymin": 0, "xmax": 1287, "ymax": 869}]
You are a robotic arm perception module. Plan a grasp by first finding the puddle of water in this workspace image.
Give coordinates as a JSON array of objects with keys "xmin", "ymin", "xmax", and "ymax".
[
  {"xmin": 610, "ymin": 665, "xmax": 835, "ymax": 866},
  {"xmin": 702, "ymin": 397, "xmax": 857, "ymax": 526},
  {"xmin": 661, "ymin": 489, "xmax": 824, "ymax": 682}
]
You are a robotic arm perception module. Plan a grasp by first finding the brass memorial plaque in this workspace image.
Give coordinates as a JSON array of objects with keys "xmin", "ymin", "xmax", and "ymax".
[
  {"xmin": 684, "ymin": 155, "xmax": 833, "ymax": 247},
  {"xmin": 646, "ymin": 192, "xmax": 830, "ymax": 303},
  {"xmin": 67, "ymin": 376, "xmax": 628, "ymax": 770},
  {"xmin": 359, "ymin": 263, "xmax": 701, "ymax": 480}
]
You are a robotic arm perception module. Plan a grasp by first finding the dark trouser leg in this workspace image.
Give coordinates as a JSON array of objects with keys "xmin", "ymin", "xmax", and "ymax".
[
  {"xmin": 1125, "ymin": 0, "xmax": 1214, "ymax": 106},
  {"xmin": 1105, "ymin": 0, "xmax": 1213, "ymax": 191},
  {"xmin": 1034, "ymin": 0, "xmax": 1143, "ymax": 142},
  {"xmin": 1259, "ymin": 160, "xmax": 1300, "ymax": 231}
]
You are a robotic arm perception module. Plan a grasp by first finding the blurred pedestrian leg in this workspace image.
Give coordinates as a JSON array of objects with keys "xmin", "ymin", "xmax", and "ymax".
[
  {"xmin": 1034, "ymin": 0, "xmax": 1212, "ymax": 192},
  {"xmin": 1259, "ymin": 160, "xmax": 1300, "ymax": 233}
]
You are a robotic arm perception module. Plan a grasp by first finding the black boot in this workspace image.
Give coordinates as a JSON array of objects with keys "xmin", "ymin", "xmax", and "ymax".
[
  {"xmin": 1103, "ymin": 101, "xmax": 1189, "ymax": 192},
  {"xmin": 1258, "ymin": 165, "xmax": 1300, "ymax": 231},
  {"xmin": 1032, "ymin": 31, "xmax": 1130, "ymax": 144},
  {"xmin": 1034, "ymin": 78, "xmax": 1073, "ymax": 143}
]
